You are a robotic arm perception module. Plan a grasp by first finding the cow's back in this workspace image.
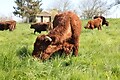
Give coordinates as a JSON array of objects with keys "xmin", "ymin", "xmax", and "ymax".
[
  {"xmin": 93, "ymin": 18, "xmax": 102, "ymax": 27},
  {"xmin": 94, "ymin": 16, "xmax": 108, "ymax": 26},
  {"xmin": 67, "ymin": 11, "xmax": 82, "ymax": 37}
]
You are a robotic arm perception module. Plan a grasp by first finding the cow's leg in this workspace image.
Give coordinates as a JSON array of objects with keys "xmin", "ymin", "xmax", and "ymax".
[
  {"xmin": 34, "ymin": 30, "xmax": 36, "ymax": 34},
  {"xmin": 70, "ymin": 18, "xmax": 81, "ymax": 56},
  {"xmin": 72, "ymin": 37, "xmax": 79, "ymax": 56},
  {"xmin": 98, "ymin": 25, "xmax": 102, "ymax": 30},
  {"xmin": 38, "ymin": 30, "xmax": 41, "ymax": 33},
  {"xmin": 14, "ymin": 23, "xmax": 16, "ymax": 29},
  {"xmin": 98, "ymin": 27, "xmax": 100, "ymax": 30},
  {"xmin": 99, "ymin": 25, "xmax": 102, "ymax": 30},
  {"xmin": 91, "ymin": 25, "xmax": 94, "ymax": 30}
]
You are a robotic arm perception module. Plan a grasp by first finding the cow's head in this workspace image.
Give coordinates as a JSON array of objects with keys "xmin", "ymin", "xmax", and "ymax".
[
  {"xmin": 84, "ymin": 21, "xmax": 92, "ymax": 29},
  {"xmin": 32, "ymin": 34, "xmax": 63, "ymax": 60},
  {"xmin": 30, "ymin": 23, "xmax": 35, "ymax": 29},
  {"xmin": 32, "ymin": 35, "xmax": 52, "ymax": 58},
  {"xmin": 105, "ymin": 21, "xmax": 109, "ymax": 26}
]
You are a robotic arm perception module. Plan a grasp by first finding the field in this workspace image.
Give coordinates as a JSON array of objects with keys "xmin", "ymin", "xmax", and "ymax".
[{"xmin": 0, "ymin": 19, "xmax": 120, "ymax": 80}]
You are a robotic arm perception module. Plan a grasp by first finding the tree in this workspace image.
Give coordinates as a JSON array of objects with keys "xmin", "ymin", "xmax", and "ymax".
[
  {"xmin": 107, "ymin": 0, "xmax": 120, "ymax": 9},
  {"xmin": 115, "ymin": 0, "xmax": 120, "ymax": 4},
  {"xmin": 50, "ymin": 0, "xmax": 72, "ymax": 12},
  {"xmin": 48, "ymin": 9, "xmax": 59, "ymax": 21},
  {"xmin": 78, "ymin": 0, "xmax": 108, "ymax": 19},
  {"xmin": 13, "ymin": 0, "xmax": 43, "ymax": 23},
  {"xmin": 77, "ymin": 0, "xmax": 120, "ymax": 19}
]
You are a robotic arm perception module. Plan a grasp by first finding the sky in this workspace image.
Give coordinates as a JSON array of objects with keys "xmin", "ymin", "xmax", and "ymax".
[{"xmin": 0, "ymin": 0, "xmax": 120, "ymax": 21}]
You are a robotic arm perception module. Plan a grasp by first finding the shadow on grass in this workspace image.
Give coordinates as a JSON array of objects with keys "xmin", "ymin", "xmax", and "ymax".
[{"xmin": 16, "ymin": 45, "xmax": 32, "ymax": 59}]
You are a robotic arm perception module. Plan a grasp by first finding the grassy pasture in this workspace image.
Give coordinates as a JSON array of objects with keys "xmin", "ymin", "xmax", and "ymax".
[{"xmin": 0, "ymin": 19, "xmax": 120, "ymax": 80}]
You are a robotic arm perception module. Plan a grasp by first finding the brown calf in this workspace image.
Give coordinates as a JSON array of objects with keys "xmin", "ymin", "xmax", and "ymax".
[
  {"xmin": 84, "ymin": 18, "xmax": 102, "ymax": 30},
  {"xmin": 94, "ymin": 16, "xmax": 109, "ymax": 26},
  {"xmin": 0, "ymin": 20, "xmax": 16, "ymax": 31}
]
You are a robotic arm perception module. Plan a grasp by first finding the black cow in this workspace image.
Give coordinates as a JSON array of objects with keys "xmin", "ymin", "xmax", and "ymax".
[{"xmin": 30, "ymin": 22, "xmax": 52, "ymax": 34}]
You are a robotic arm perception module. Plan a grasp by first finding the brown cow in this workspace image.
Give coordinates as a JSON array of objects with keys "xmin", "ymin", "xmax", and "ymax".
[
  {"xmin": 93, "ymin": 16, "xmax": 109, "ymax": 26},
  {"xmin": 32, "ymin": 34, "xmax": 74, "ymax": 60},
  {"xmin": 84, "ymin": 18, "xmax": 102, "ymax": 30},
  {"xmin": 0, "ymin": 20, "xmax": 16, "ymax": 31},
  {"xmin": 32, "ymin": 11, "xmax": 82, "ymax": 60}
]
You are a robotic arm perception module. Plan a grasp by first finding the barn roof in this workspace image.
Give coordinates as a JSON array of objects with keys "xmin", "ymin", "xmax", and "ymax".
[{"xmin": 36, "ymin": 11, "xmax": 51, "ymax": 17}]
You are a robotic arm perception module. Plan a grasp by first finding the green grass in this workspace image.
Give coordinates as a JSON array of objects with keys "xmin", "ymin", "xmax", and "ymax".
[{"xmin": 0, "ymin": 19, "xmax": 120, "ymax": 80}]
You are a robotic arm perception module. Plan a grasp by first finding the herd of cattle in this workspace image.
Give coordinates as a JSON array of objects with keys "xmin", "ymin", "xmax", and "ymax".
[{"xmin": 0, "ymin": 11, "xmax": 109, "ymax": 61}]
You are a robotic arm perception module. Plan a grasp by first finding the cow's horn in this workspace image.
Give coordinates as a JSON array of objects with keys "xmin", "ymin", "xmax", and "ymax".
[{"xmin": 45, "ymin": 36, "xmax": 52, "ymax": 41}]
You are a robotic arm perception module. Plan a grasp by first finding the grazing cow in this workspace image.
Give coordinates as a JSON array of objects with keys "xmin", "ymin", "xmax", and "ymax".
[
  {"xmin": 0, "ymin": 20, "xmax": 16, "ymax": 31},
  {"xmin": 30, "ymin": 22, "xmax": 52, "ymax": 34},
  {"xmin": 93, "ymin": 16, "xmax": 109, "ymax": 26},
  {"xmin": 32, "ymin": 34, "xmax": 74, "ymax": 59},
  {"xmin": 32, "ymin": 11, "xmax": 82, "ymax": 60},
  {"xmin": 84, "ymin": 18, "xmax": 102, "ymax": 30}
]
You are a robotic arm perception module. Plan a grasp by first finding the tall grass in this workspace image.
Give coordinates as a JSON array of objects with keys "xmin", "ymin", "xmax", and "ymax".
[{"xmin": 0, "ymin": 19, "xmax": 120, "ymax": 80}]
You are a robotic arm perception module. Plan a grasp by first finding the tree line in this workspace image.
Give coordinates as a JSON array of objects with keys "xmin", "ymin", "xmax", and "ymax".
[{"xmin": 13, "ymin": 0, "xmax": 120, "ymax": 23}]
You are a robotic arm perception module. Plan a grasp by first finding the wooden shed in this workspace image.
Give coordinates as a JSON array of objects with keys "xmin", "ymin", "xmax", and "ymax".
[{"xmin": 36, "ymin": 12, "xmax": 51, "ymax": 23}]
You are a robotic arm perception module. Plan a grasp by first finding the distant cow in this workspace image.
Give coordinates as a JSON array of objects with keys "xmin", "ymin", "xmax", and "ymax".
[
  {"xmin": 30, "ymin": 22, "xmax": 52, "ymax": 34},
  {"xmin": 84, "ymin": 18, "xmax": 102, "ymax": 30},
  {"xmin": 93, "ymin": 16, "xmax": 109, "ymax": 26},
  {"xmin": 32, "ymin": 11, "xmax": 82, "ymax": 60},
  {"xmin": 0, "ymin": 20, "xmax": 16, "ymax": 31}
]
